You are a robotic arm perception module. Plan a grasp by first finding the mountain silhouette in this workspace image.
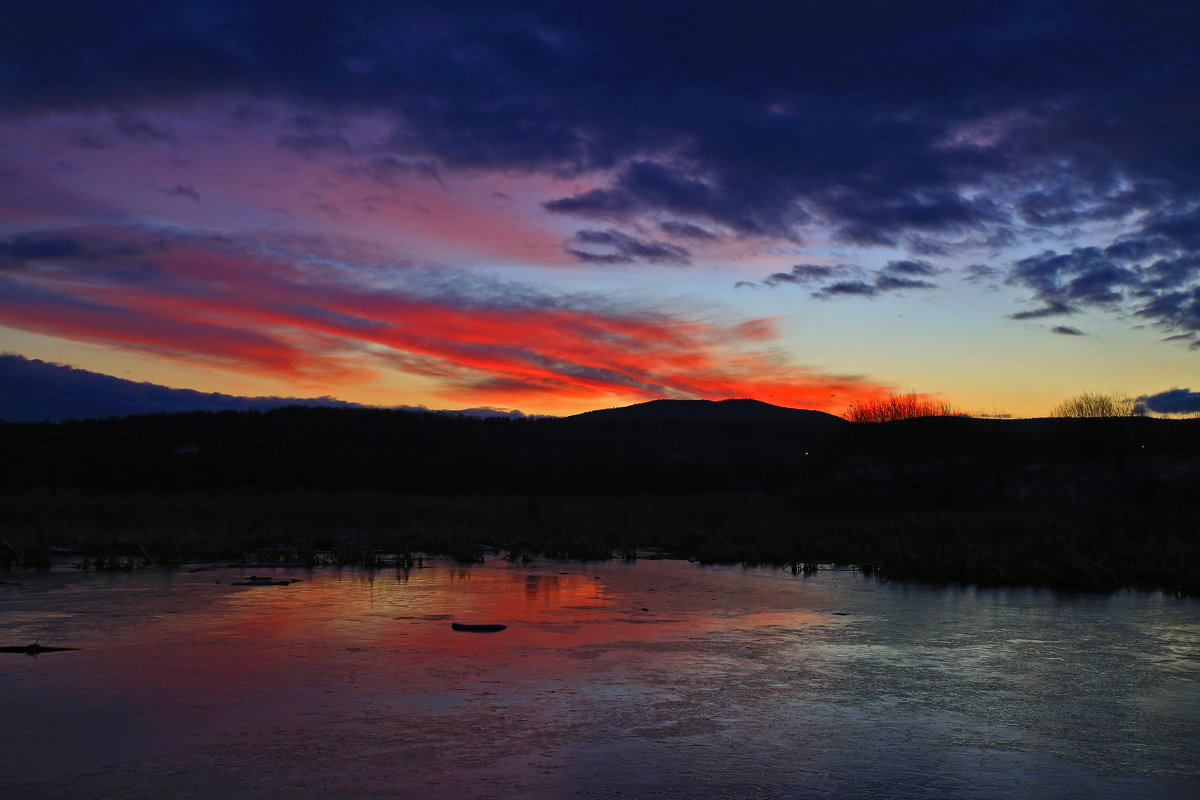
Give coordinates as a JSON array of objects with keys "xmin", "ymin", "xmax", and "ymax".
[
  {"xmin": 567, "ymin": 398, "xmax": 845, "ymax": 423},
  {"xmin": 0, "ymin": 355, "xmax": 527, "ymax": 421}
]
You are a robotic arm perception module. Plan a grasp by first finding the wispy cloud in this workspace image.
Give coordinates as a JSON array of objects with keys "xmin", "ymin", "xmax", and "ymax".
[
  {"xmin": 566, "ymin": 228, "xmax": 691, "ymax": 265},
  {"xmin": 0, "ymin": 224, "xmax": 887, "ymax": 411},
  {"xmin": 762, "ymin": 264, "xmax": 840, "ymax": 287},
  {"xmin": 1008, "ymin": 300, "xmax": 1075, "ymax": 320},
  {"xmin": 755, "ymin": 259, "xmax": 941, "ymax": 299}
]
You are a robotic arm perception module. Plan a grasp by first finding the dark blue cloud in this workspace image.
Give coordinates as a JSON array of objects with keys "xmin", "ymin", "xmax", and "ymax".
[
  {"xmin": 1051, "ymin": 325, "xmax": 1085, "ymax": 336},
  {"xmin": 1014, "ymin": 183, "xmax": 1161, "ymax": 228},
  {"xmin": 545, "ymin": 160, "xmax": 807, "ymax": 238},
  {"xmin": 1008, "ymin": 248, "xmax": 1141, "ymax": 306},
  {"xmin": 1008, "ymin": 300, "xmax": 1075, "ymax": 320},
  {"xmin": 1138, "ymin": 255, "xmax": 1200, "ymax": 292},
  {"xmin": 1017, "ymin": 187, "xmax": 1089, "ymax": 227},
  {"xmin": 962, "ymin": 264, "xmax": 1001, "ymax": 284},
  {"xmin": 1133, "ymin": 204, "xmax": 1200, "ymax": 251},
  {"xmin": 658, "ymin": 221, "xmax": 717, "ymax": 241},
  {"xmin": 875, "ymin": 274, "xmax": 937, "ymax": 292},
  {"xmin": 764, "ymin": 264, "xmax": 839, "ymax": 287},
  {"xmin": 826, "ymin": 192, "xmax": 1007, "ymax": 246},
  {"xmin": 0, "ymin": 229, "xmax": 151, "ymax": 272},
  {"xmin": 0, "ymin": 233, "xmax": 85, "ymax": 266},
  {"xmin": 1005, "ymin": 207, "xmax": 1200, "ymax": 335},
  {"xmin": 4, "ymin": 1, "xmax": 1196, "ymax": 257},
  {"xmin": 812, "ymin": 281, "xmax": 879, "ymax": 299},
  {"xmin": 882, "ymin": 259, "xmax": 939, "ymax": 277},
  {"xmin": 761, "ymin": 258, "xmax": 939, "ymax": 297},
  {"xmin": 542, "ymin": 189, "xmax": 634, "ymax": 219},
  {"xmin": 567, "ymin": 229, "xmax": 690, "ymax": 265},
  {"xmin": 1136, "ymin": 387, "xmax": 1200, "ymax": 415}
]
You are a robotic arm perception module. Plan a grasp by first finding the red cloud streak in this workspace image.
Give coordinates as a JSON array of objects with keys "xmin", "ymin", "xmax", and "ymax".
[{"xmin": 0, "ymin": 227, "xmax": 897, "ymax": 414}]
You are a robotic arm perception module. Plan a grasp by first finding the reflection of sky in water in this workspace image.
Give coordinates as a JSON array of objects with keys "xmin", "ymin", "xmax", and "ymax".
[{"xmin": 0, "ymin": 560, "xmax": 1196, "ymax": 798}]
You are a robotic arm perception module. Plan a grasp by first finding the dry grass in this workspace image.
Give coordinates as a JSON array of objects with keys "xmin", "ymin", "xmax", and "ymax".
[
  {"xmin": 845, "ymin": 392, "xmax": 959, "ymax": 423},
  {"xmin": 1050, "ymin": 392, "xmax": 1142, "ymax": 418},
  {"xmin": 2, "ymin": 489, "xmax": 1196, "ymax": 594}
]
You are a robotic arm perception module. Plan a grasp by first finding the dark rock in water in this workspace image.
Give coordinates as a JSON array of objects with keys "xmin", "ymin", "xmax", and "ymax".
[
  {"xmin": 231, "ymin": 576, "xmax": 293, "ymax": 586},
  {"xmin": 0, "ymin": 643, "xmax": 80, "ymax": 655},
  {"xmin": 450, "ymin": 622, "xmax": 507, "ymax": 633}
]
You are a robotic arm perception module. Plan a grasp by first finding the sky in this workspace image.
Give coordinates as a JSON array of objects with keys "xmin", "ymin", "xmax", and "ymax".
[{"xmin": 2, "ymin": 1, "xmax": 1199, "ymax": 418}]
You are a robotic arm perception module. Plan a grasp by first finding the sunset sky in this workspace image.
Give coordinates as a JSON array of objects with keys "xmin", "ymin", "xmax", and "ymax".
[{"xmin": 2, "ymin": 1, "xmax": 1198, "ymax": 417}]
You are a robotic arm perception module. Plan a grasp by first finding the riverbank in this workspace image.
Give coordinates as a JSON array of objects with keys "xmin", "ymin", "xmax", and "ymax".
[
  {"xmin": 3, "ymin": 407, "xmax": 1197, "ymax": 594},
  {"xmin": 2, "ymin": 490, "xmax": 1196, "ymax": 595}
]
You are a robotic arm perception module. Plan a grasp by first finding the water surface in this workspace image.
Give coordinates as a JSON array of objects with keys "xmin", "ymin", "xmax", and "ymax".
[{"xmin": 1, "ymin": 558, "xmax": 1196, "ymax": 798}]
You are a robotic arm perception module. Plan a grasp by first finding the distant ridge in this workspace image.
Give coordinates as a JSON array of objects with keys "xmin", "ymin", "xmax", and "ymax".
[
  {"xmin": 0, "ymin": 355, "xmax": 530, "ymax": 422},
  {"xmin": 566, "ymin": 398, "xmax": 846, "ymax": 423}
]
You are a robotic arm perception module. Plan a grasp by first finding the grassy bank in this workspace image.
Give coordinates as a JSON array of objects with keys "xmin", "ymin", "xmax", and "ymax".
[{"xmin": 2, "ymin": 490, "xmax": 1196, "ymax": 595}]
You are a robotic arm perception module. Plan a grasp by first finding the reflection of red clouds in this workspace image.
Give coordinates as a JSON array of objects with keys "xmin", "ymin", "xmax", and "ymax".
[
  {"xmin": 1, "ymin": 227, "xmax": 894, "ymax": 413},
  {"xmin": 82, "ymin": 560, "xmax": 831, "ymax": 745},
  {"xmin": 114, "ymin": 569, "xmax": 647, "ymax": 689},
  {"xmin": 196, "ymin": 566, "xmax": 790, "ymax": 656}
]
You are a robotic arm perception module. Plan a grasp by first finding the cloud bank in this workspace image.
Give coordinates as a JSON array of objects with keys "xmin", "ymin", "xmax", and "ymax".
[{"xmin": 2, "ymin": 2, "xmax": 1197, "ymax": 255}]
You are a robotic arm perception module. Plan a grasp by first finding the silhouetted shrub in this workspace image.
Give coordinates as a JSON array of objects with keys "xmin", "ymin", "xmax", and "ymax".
[
  {"xmin": 846, "ymin": 392, "xmax": 958, "ymax": 423},
  {"xmin": 1050, "ymin": 392, "xmax": 1142, "ymax": 418}
]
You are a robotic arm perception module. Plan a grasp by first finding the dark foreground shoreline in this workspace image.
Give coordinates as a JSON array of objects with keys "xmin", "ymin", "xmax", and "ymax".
[
  {"xmin": 2, "ymin": 489, "xmax": 1197, "ymax": 596},
  {"xmin": 2, "ymin": 405, "xmax": 1198, "ymax": 595}
]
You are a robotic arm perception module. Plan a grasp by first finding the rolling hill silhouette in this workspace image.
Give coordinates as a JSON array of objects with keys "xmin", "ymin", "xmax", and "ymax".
[
  {"xmin": 0, "ymin": 355, "xmax": 527, "ymax": 421},
  {"xmin": 567, "ymin": 398, "xmax": 846, "ymax": 423}
]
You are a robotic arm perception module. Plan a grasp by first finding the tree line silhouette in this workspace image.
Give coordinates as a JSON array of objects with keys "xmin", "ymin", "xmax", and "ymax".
[
  {"xmin": 1, "ymin": 403, "xmax": 1196, "ymax": 502},
  {"xmin": 2, "ymin": 403, "xmax": 1198, "ymax": 593}
]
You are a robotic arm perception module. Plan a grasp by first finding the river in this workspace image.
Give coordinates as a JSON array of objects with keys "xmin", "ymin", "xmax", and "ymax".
[{"xmin": 1, "ymin": 558, "xmax": 1196, "ymax": 798}]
